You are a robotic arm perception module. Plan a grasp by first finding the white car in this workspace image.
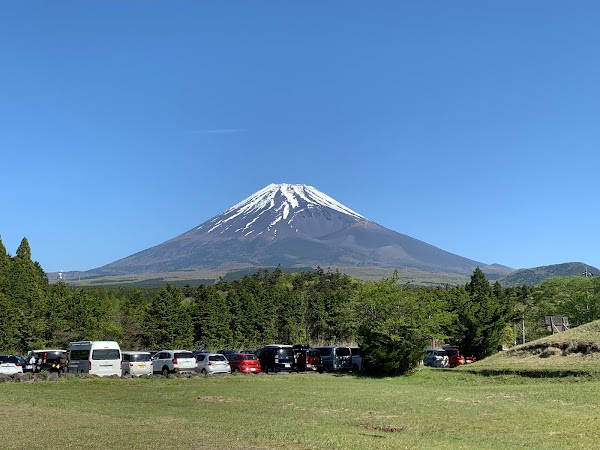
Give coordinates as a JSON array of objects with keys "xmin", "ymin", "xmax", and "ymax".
[
  {"xmin": 152, "ymin": 350, "xmax": 197, "ymax": 376},
  {"xmin": 121, "ymin": 351, "xmax": 153, "ymax": 376},
  {"xmin": 196, "ymin": 353, "xmax": 231, "ymax": 375},
  {"xmin": 0, "ymin": 354, "xmax": 24, "ymax": 376}
]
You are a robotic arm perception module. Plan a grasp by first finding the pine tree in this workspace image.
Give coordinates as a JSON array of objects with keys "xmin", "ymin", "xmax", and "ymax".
[
  {"xmin": 450, "ymin": 267, "xmax": 508, "ymax": 359},
  {"xmin": 144, "ymin": 284, "xmax": 193, "ymax": 349}
]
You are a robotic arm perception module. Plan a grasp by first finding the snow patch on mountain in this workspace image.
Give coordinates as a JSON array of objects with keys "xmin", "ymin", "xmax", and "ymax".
[{"xmin": 196, "ymin": 183, "xmax": 365, "ymax": 237}]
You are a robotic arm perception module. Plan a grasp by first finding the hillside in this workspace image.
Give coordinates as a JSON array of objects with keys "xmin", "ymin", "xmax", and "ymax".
[
  {"xmin": 498, "ymin": 262, "xmax": 598, "ymax": 287},
  {"xmin": 462, "ymin": 319, "xmax": 600, "ymax": 376}
]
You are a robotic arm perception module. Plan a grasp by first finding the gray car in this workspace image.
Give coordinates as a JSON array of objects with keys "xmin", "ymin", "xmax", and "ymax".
[{"xmin": 315, "ymin": 346, "xmax": 353, "ymax": 373}]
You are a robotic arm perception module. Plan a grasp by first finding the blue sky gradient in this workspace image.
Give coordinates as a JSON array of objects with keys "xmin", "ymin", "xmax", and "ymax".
[{"xmin": 2, "ymin": 2, "xmax": 599, "ymax": 272}]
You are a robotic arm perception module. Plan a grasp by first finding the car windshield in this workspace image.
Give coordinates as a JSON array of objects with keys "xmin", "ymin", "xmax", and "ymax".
[
  {"xmin": 307, "ymin": 350, "xmax": 320, "ymax": 357},
  {"xmin": 277, "ymin": 349, "xmax": 294, "ymax": 357},
  {"xmin": 129, "ymin": 353, "xmax": 151, "ymax": 362},
  {"xmin": 243, "ymin": 355, "xmax": 258, "ymax": 361},
  {"xmin": 318, "ymin": 348, "xmax": 332, "ymax": 356},
  {"xmin": 209, "ymin": 355, "xmax": 227, "ymax": 362},
  {"xmin": 174, "ymin": 352, "xmax": 194, "ymax": 359}
]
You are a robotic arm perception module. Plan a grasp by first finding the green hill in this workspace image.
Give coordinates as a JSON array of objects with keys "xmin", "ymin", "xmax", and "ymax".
[
  {"xmin": 498, "ymin": 262, "xmax": 598, "ymax": 287},
  {"xmin": 461, "ymin": 319, "xmax": 600, "ymax": 376}
]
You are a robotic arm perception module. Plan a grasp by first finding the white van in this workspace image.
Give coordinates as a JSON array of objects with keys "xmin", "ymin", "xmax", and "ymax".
[
  {"xmin": 68, "ymin": 341, "xmax": 121, "ymax": 377},
  {"xmin": 121, "ymin": 351, "xmax": 153, "ymax": 377}
]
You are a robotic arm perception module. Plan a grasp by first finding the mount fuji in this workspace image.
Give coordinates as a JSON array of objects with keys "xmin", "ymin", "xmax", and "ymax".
[{"xmin": 90, "ymin": 183, "xmax": 487, "ymax": 276}]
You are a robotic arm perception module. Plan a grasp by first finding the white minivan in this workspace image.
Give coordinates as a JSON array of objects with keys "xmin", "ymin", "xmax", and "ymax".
[
  {"xmin": 121, "ymin": 351, "xmax": 153, "ymax": 377},
  {"xmin": 68, "ymin": 341, "xmax": 121, "ymax": 377}
]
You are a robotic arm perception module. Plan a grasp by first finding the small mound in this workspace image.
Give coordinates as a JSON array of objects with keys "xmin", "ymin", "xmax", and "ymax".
[{"xmin": 461, "ymin": 320, "xmax": 600, "ymax": 377}]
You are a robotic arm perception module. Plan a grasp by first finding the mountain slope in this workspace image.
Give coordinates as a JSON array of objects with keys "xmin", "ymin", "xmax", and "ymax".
[
  {"xmin": 499, "ymin": 262, "xmax": 599, "ymax": 287},
  {"xmin": 88, "ymin": 183, "xmax": 487, "ymax": 276}
]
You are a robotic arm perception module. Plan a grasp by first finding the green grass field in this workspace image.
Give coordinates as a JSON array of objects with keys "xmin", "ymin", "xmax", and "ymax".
[
  {"xmin": 5, "ymin": 322, "xmax": 600, "ymax": 449},
  {"xmin": 2, "ymin": 369, "xmax": 600, "ymax": 449}
]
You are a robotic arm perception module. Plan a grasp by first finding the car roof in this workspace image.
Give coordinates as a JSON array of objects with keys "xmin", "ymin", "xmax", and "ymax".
[{"xmin": 122, "ymin": 351, "xmax": 151, "ymax": 354}]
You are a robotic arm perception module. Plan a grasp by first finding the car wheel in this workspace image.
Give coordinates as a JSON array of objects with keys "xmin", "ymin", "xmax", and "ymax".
[
  {"xmin": 352, "ymin": 364, "xmax": 359, "ymax": 372},
  {"xmin": 162, "ymin": 367, "xmax": 169, "ymax": 377},
  {"xmin": 124, "ymin": 371, "xmax": 129, "ymax": 376},
  {"xmin": 201, "ymin": 368, "xmax": 207, "ymax": 375},
  {"xmin": 322, "ymin": 366, "xmax": 330, "ymax": 373},
  {"xmin": 233, "ymin": 367, "xmax": 240, "ymax": 374}
]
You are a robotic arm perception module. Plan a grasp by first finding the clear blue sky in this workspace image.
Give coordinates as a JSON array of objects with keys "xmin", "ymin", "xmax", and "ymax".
[{"xmin": 1, "ymin": 1, "xmax": 599, "ymax": 273}]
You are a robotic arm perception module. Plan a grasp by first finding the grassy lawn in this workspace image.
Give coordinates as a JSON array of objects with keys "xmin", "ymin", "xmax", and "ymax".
[{"xmin": 2, "ymin": 369, "xmax": 600, "ymax": 449}]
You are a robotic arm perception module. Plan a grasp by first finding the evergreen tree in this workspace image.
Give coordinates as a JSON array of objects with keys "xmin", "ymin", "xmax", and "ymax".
[
  {"xmin": 9, "ymin": 237, "xmax": 49, "ymax": 350},
  {"xmin": 144, "ymin": 284, "xmax": 193, "ymax": 349},
  {"xmin": 449, "ymin": 268, "xmax": 509, "ymax": 359},
  {"xmin": 190, "ymin": 285, "xmax": 232, "ymax": 350}
]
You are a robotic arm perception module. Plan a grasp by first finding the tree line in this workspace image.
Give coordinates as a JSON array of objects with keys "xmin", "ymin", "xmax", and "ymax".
[{"xmin": 1, "ymin": 237, "xmax": 599, "ymax": 375}]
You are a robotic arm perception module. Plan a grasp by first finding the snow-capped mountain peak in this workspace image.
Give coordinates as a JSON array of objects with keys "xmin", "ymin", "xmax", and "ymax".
[{"xmin": 196, "ymin": 183, "xmax": 365, "ymax": 239}]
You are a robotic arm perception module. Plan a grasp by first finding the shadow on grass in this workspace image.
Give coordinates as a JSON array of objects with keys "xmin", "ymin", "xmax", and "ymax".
[{"xmin": 461, "ymin": 368, "xmax": 599, "ymax": 379}]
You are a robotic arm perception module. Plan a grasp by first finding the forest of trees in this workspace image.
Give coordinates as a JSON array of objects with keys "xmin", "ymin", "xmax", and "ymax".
[{"xmin": 1, "ymin": 237, "xmax": 599, "ymax": 375}]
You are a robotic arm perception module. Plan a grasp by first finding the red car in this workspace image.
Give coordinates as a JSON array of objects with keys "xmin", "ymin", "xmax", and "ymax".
[
  {"xmin": 442, "ymin": 347, "xmax": 466, "ymax": 367},
  {"xmin": 296, "ymin": 349, "xmax": 323, "ymax": 372},
  {"xmin": 227, "ymin": 353, "xmax": 261, "ymax": 374}
]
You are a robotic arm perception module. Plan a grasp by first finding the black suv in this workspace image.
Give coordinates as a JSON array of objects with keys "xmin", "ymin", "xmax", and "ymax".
[{"xmin": 256, "ymin": 345, "xmax": 295, "ymax": 373}]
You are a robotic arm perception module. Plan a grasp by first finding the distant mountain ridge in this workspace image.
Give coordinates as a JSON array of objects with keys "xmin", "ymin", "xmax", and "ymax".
[
  {"xmin": 87, "ymin": 183, "xmax": 492, "ymax": 277},
  {"xmin": 498, "ymin": 262, "xmax": 599, "ymax": 287}
]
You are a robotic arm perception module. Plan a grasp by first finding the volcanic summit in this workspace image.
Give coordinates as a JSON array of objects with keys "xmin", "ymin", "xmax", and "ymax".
[{"xmin": 91, "ymin": 183, "xmax": 484, "ymax": 275}]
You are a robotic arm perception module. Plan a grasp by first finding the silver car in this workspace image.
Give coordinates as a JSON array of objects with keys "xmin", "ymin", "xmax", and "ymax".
[{"xmin": 196, "ymin": 353, "xmax": 231, "ymax": 375}]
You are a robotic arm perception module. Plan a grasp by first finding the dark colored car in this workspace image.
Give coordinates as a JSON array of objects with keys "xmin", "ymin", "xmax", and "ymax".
[
  {"xmin": 256, "ymin": 345, "xmax": 295, "ymax": 373},
  {"xmin": 32, "ymin": 350, "xmax": 68, "ymax": 373},
  {"xmin": 227, "ymin": 353, "xmax": 261, "ymax": 374},
  {"xmin": 217, "ymin": 349, "xmax": 237, "ymax": 359},
  {"xmin": 295, "ymin": 349, "xmax": 322, "ymax": 372}
]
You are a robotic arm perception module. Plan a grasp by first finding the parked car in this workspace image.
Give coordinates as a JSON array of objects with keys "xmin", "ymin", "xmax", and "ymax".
[
  {"xmin": 28, "ymin": 349, "xmax": 67, "ymax": 373},
  {"xmin": 315, "ymin": 346, "xmax": 353, "ymax": 373},
  {"xmin": 13, "ymin": 355, "xmax": 29, "ymax": 372},
  {"xmin": 217, "ymin": 349, "xmax": 237, "ymax": 359},
  {"xmin": 350, "ymin": 347, "xmax": 363, "ymax": 372},
  {"xmin": 256, "ymin": 345, "xmax": 295, "ymax": 373},
  {"xmin": 295, "ymin": 348, "xmax": 322, "ymax": 372},
  {"xmin": 68, "ymin": 341, "xmax": 121, "ymax": 376},
  {"xmin": 227, "ymin": 353, "xmax": 261, "ymax": 374},
  {"xmin": 196, "ymin": 353, "xmax": 231, "ymax": 375},
  {"xmin": 152, "ymin": 350, "xmax": 196, "ymax": 376},
  {"xmin": 423, "ymin": 348, "xmax": 449, "ymax": 368},
  {"xmin": 121, "ymin": 351, "xmax": 153, "ymax": 376},
  {"xmin": 0, "ymin": 354, "xmax": 24, "ymax": 375},
  {"xmin": 442, "ymin": 346, "xmax": 466, "ymax": 367}
]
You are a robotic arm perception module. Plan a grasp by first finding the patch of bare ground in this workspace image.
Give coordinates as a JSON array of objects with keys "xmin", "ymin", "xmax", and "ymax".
[{"xmin": 360, "ymin": 424, "xmax": 404, "ymax": 433}]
